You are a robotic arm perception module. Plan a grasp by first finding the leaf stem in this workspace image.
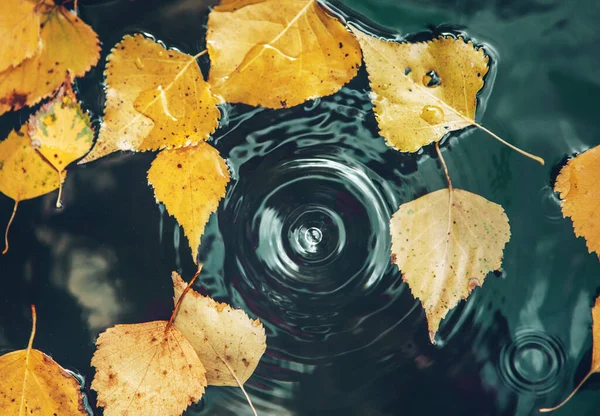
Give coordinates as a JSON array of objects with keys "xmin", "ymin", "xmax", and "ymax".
[
  {"xmin": 28, "ymin": 305, "xmax": 37, "ymax": 351},
  {"xmin": 221, "ymin": 358, "xmax": 259, "ymax": 416},
  {"xmin": 2, "ymin": 199, "xmax": 19, "ymax": 255},
  {"xmin": 56, "ymin": 171, "xmax": 64, "ymax": 209},
  {"xmin": 166, "ymin": 264, "xmax": 203, "ymax": 332},
  {"xmin": 473, "ymin": 121, "xmax": 545, "ymax": 165},
  {"xmin": 193, "ymin": 50, "xmax": 208, "ymax": 60},
  {"xmin": 435, "ymin": 142, "xmax": 453, "ymax": 191},
  {"xmin": 539, "ymin": 368, "xmax": 598, "ymax": 412}
]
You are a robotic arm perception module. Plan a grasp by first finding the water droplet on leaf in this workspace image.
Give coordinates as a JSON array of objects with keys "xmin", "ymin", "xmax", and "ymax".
[{"xmin": 420, "ymin": 105, "xmax": 444, "ymax": 125}]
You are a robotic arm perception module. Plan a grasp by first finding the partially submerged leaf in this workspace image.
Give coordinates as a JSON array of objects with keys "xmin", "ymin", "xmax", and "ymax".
[
  {"xmin": 0, "ymin": 305, "xmax": 86, "ymax": 415},
  {"xmin": 0, "ymin": 125, "xmax": 62, "ymax": 254},
  {"xmin": 91, "ymin": 320, "xmax": 207, "ymax": 416},
  {"xmin": 540, "ymin": 295, "xmax": 600, "ymax": 412},
  {"xmin": 147, "ymin": 143, "xmax": 230, "ymax": 262},
  {"xmin": 390, "ymin": 188, "xmax": 510, "ymax": 342},
  {"xmin": 0, "ymin": 0, "xmax": 41, "ymax": 72},
  {"xmin": 351, "ymin": 31, "xmax": 488, "ymax": 152},
  {"xmin": 80, "ymin": 34, "xmax": 220, "ymax": 163},
  {"xmin": 554, "ymin": 145, "xmax": 600, "ymax": 257},
  {"xmin": 172, "ymin": 271, "xmax": 266, "ymax": 386},
  {"xmin": 29, "ymin": 80, "xmax": 94, "ymax": 207},
  {"xmin": 207, "ymin": 0, "xmax": 362, "ymax": 108},
  {"xmin": 0, "ymin": 5, "xmax": 100, "ymax": 115}
]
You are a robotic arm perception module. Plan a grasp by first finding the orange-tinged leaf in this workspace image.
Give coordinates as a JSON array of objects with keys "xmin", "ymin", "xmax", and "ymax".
[
  {"xmin": 91, "ymin": 320, "xmax": 207, "ymax": 416},
  {"xmin": 0, "ymin": 0, "xmax": 41, "ymax": 72},
  {"xmin": 0, "ymin": 124, "xmax": 62, "ymax": 253},
  {"xmin": 207, "ymin": 0, "xmax": 362, "ymax": 108},
  {"xmin": 540, "ymin": 295, "xmax": 600, "ymax": 412},
  {"xmin": 554, "ymin": 145, "xmax": 600, "ymax": 258},
  {"xmin": 0, "ymin": 305, "xmax": 86, "ymax": 415},
  {"xmin": 28, "ymin": 80, "xmax": 94, "ymax": 207},
  {"xmin": 0, "ymin": 5, "xmax": 100, "ymax": 115},
  {"xmin": 147, "ymin": 143, "xmax": 230, "ymax": 262},
  {"xmin": 351, "ymin": 31, "xmax": 488, "ymax": 153},
  {"xmin": 80, "ymin": 34, "xmax": 220, "ymax": 163},
  {"xmin": 172, "ymin": 271, "xmax": 267, "ymax": 386},
  {"xmin": 390, "ymin": 188, "xmax": 510, "ymax": 342}
]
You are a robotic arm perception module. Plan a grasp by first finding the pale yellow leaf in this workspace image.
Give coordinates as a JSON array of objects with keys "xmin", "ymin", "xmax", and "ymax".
[
  {"xmin": 172, "ymin": 271, "xmax": 266, "ymax": 386},
  {"xmin": 207, "ymin": 0, "xmax": 362, "ymax": 108},
  {"xmin": 554, "ymin": 145, "xmax": 600, "ymax": 257},
  {"xmin": 147, "ymin": 143, "xmax": 230, "ymax": 262},
  {"xmin": 351, "ymin": 30, "xmax": 488, "ymax": 152},
  {"xmin": 390, "ymin": 188, "xmax": 510, "ymax": 342},
  {"xmin": 91, "ymin": 320, "xmax": 207, "ymax": 416},
  {"xmin": 80, "ymin": 34, "xmax": 220, "ymax": 163}
]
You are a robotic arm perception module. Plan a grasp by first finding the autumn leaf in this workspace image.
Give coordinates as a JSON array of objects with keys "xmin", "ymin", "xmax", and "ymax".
[
  {"xmin": 0, "ymin": 305, "xmax": 86, "ymax": 415},
  {"xmin": 147, "ymin": 143, "xmax": 230, "ymax": 262},
  {"xmin": 172, "ymin": 271, "xmax": 267, "ymax": 386},
  {"xmin": 80, "ymin": 34, "xmax": 220, "ymax": 164},
  {"xmin": 554, "ymin": 145, "xmax": 600, "ymax": 258},
  {"xmin": 350, "ymin": 30, "xmax": 543, "ymax": 163},
  {"xmin": 0, "ymin": 124, "xmax": 62, "ymax": 254},
  {"xmin": 172, "ymin": 271, "xmax": 266, "ymax": 415},
  {"xmin": 0, "ymin": 4, "xmax": 100, "ymax": 115},
  {"xmin": 91, "ymin": 320, "xmax": 207, "ymax": 416},
  {"xmin": 540, "ymin": 295, "xmax": 600, "ymax": 412},
  {"xmin": 28, "ymin": 79, "xmax": 94, "ymax": 208},
  {"xmin": 207, "ymin": 0, "xmax": 362, "ymax": 108},
  {"xmin": 0, "ymin": 0, "xmax": 41, "ymax": 72},
  {"xmin": 390, "ymin": 188, "xmax": 510, "ymax": 342}
]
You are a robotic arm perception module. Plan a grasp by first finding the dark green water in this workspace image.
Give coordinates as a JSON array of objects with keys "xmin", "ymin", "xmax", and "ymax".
[{"xmin": 1, "ymin": 0, "xmax": 600, "ymax": 415}]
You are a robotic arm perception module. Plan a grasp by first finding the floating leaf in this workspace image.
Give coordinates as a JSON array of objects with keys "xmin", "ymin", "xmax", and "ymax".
[
  {"xmin": 80, "ymin": 34, "xmax": 220, "ymax": 163},
  {"xmin": 172, "ymin": 271, "xmax": 267, "ymax": 386},
  {"xmin": 0, "ymin": 305, "xmax": 86, "ymax": 415},
  {"xmin": 28, "ymin": 79, "xmax": 94, "ymax": 207},
  {"xmin": 351, "ymin": 30, "xmax": 544, "ymax": 164},
  {"xmin": 554, "ymin": 145, "xmax": 600, "ymax": 258},
  {"xmin": 0, "ymin": 4, "xmax": 100, "ymax": 115},
  {"xmin": 207, "ymin": 0, "xmax": 362, "ymax": 108},
  {"xmin": 91, "ymin": 320, "xmax": 207, "ymax": 416},
  {"xmin": 390, "ymin": 188, "xmax": 510, "ymax": 342},
  {"xmin": 147, "ymin": 143, "xmax": 230, "ymax": 262},
  {"xmin": 351, "ymin": 31, "xmax": 488, "ymax": 152},
  {"xmin": 540, "ymin": 295, "xmax": 600, "ymax": 412},
  {"xmin": 0, "ymin": 0, "xmax": 41, "ymax": 72},
  {"xmin": 0, "ymin": 125, "xmax": 62, "ymax": 254}
]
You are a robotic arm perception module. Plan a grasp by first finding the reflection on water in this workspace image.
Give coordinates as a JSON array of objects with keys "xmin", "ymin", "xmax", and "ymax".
[{"xmin": 0, "ymin": 0, "xmax": 600, "ymax": 415}]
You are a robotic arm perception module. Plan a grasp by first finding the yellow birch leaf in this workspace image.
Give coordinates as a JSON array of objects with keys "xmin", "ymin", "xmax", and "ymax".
[
  {"xmin": 0, "ymin": 124, "xmax": 62, "ymax": 254},
  {"xmin": 0, "ymin": 0, "xmax": 41, "ymax": 72},
  {"xmin": 0, "ymin": 5, "xmax": 100, "ymax": 115},
  {"xmin": 540, "ymin": 295, "xmax": 600, "ymax": 412},
  {"xmin": 351, "ymin": 30, "xmax": 489, "ymax": 152},
  {"xmin": 172, "ymin": 271, "xmax": 266, "ymax": 386},
  {"xmin": 207, "ymin": 0, "xmax": 362, "ymax": 108},
  {"xmin": 28, "ymin": 79, "xmax": 94, "ymax": 208},
  {"xmin": 91, "ymin": 320, "xmax": 207, "ymax": 416},
  {"xmin": 0, "ymin": 305, "xmax": 86, "ymax": 415},
  {"xmin": 147, "ymin": 143, "xmax": 230, "ymax": 262},
  {"xmin": 554, "ymin": 145, "xmax": 600, "ymax": 258},
  {"xmin": 80, "ymin": 34, "xmax": 220, "ymax": 164},
  {"xmin": 390, "ymin": 188, "xmax": 510, "ymax": 342}
]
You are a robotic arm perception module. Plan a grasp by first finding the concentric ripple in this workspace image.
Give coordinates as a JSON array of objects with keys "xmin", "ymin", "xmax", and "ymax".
[
  {"xmin": 498, "ymin": 329, "xmax": 566, "ymax": 395},
  {"xmin": 210, "ymin": 85, "xmax": 426, "ymax": 362}
]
